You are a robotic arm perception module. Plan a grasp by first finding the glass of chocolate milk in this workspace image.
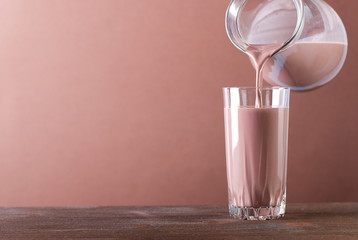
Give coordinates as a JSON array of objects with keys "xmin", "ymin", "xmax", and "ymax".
[{"xmin": 223, "ymin": 87, "xmax": 290, "ymax": 220}]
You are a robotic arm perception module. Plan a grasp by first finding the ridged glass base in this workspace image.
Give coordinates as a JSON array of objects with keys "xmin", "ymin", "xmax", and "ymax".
[{"xmin": 229, "ymin": 201, "xmax": 286, "ymax": 220}]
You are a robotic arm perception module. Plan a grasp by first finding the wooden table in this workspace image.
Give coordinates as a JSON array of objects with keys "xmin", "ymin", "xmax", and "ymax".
[{"xmin": 0, "ymin": 203, "xmax": 357, "ymax": 239}]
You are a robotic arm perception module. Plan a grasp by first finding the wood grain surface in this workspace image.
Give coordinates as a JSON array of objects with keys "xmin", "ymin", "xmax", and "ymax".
[{"xmin": 0, "ymin": 203, "xmax": 357, "ymax": 239}]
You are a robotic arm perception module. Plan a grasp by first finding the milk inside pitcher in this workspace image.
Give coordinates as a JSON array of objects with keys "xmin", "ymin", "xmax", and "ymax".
[{"xmin": 226, "ymin": 0, "xmax": 348, "ymax": 91}]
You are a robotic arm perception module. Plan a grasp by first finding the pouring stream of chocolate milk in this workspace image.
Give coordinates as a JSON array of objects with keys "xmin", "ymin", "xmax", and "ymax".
[{"xmin": 245, "ymin": 44, "xmax": 283, "ymax": 108}]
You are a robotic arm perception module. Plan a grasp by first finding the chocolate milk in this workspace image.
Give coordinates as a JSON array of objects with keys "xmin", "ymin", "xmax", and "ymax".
[
  {"xmin": 246, "ymin": 44, "xmax": 282, "ymax": 108},
  {"xmin": 224, "ymin": 44, "xmax": 288, "ymax": 210},
  {"xmin": 224, "ymin": 107, "xmax": 289, "ymax": 208},
  {"xmin": 226, "ymin": 42, "xmax": 344, "ymax": 209},
  {"xmin": 262, "ymin": 42, "xmax": 347, "ymax": 89},
  {"xmin": 246, "ymin": 42, "xmax": 347, "ymax": 91}
]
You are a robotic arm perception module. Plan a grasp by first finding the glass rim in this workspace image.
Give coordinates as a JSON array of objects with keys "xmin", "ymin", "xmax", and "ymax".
[{"xmin": 223, "ymin": 87, "xmax": 290, "ymax": 90}]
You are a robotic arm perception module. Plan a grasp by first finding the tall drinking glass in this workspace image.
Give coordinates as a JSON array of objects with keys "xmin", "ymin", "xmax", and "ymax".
[{"xmin": 223, "ymin": 87, "xmax": 290, "ymax": 220}]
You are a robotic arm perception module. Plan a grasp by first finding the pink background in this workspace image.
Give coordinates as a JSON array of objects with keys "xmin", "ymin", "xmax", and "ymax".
[{"xmin": 0, "ymin": 0, "xmax": 357, "ymax": 206}]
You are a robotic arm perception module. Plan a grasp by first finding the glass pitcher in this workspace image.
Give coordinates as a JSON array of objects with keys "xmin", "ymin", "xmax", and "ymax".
[{"xmin": 226, "ymin": 0, "xmax": 348, "ymax": 91}]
